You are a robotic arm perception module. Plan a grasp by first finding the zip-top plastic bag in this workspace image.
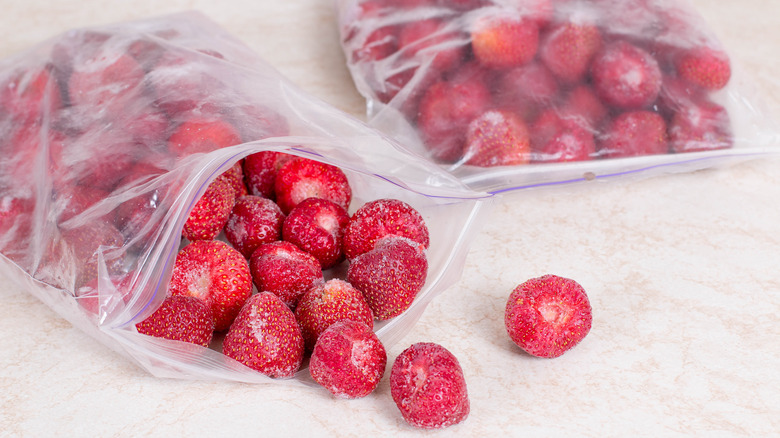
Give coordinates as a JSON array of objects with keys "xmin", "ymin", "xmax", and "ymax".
[
  {"xmin": 336, "ymin": 0, "xmax": 780, "ymax": 193},
  {"xmin": 0, "ymin": 11, "xmax": 493, "ymax": 383}
]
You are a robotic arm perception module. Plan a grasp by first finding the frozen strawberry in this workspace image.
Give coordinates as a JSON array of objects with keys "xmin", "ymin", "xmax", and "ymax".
[
  {"xmin": 168, "ymin": 240, "xmax": 252, "ymax": 331},
  {"xmin": 347, "ymin": 236, "xmax": 428, "ymax": 320},
  {"xmin": 224, "ymin": 195, "xmax": 285, "ymax": 258},
  {"xmin": 539, "ymin": 21, "xmax": 602, "ymax": 84},
  {"xmin": 249, "ymin": 241, "xmax": 324, "ymax": 308},
  {"xmin": 294, "ymin": 279, "xmax": 374, "ymax": 352},
  {"xmin": 675, "ymin": 46, "xmax": 731, "ymax": 91},
  {"xmin": 495, "ymin": 61, "xmax": 559, "ymax": 120},
  {"xmin": 559, "ymin": 85, "xmax": 609, "ymax": 130},
  {"xmin": 309, "ymin": 320, "xmax": 387, "ymax": 399},
  {"xmin": 505, "ymin": 274, "xmax": 592, "ymax": 358},
  {"xmin": 167, "ymin": 116, "xmax": 243, "ymax": 157},
  {"xmin": 390, "ymin": 342, "xmax": 469, "ymax": 429},
  {"xmin": 0, "ymin": 65, "xmax": 63, "ymax": 122},
  {"xmin": 55, "ymin": 185, "xmax": 110, "ymax": 226},
  {"xmin": 182, "ymin": 174, "xmax": 236, "ymax": 241},
  {"xmin": 67, "ymin": 51, "xmax": 145, "ymax": 111},
  {"xmin": 223, "ymin": 292, "xmax": 304, "ymax": 378},
  {"xmin": 243, "ymin": 151, "xmax": 295, "ymax": 199},
  {"xmin": 591, "ymin": 40, "xmax": 662, "ymax": 109},
  {"xmin": 471, "ymin": 9, "xmax": 539, "ymax": 69},
  {"xmin": 136, "ymin": 295, "xmax": 215, "ymax": 347},
  {"xmin": 416, "ymin": 68, "xmax": 491, "ymax": 162},
  {"xmin": 462, "ymin": 109, "xmax": 531, "ymax": 167},
  {"xmin": 531, "ymin": 109, "xmax": 596, "ymax": 163},
  {"xmin": 282, "ymin": 198, "xmax": 350, "ymax": 269},
  {"xmin": 669, "ymin": 99, "xmax": 732, "ymax": 153},
  {"xmin": 398, "ymin": 18, "xmax": 465, "ymax": 74},
  {"xmin": 274, "ymin": 157, "xmax": 352, "ymax": 215},
  {"xmin": 598, "ymin": 110, "xmax": 668, "ymax": 158},
  {"xmin": 61, "ymin": 219, "xmax": 126, "ymax": 289},
  {"xmin": 342, "ymin": 198, "xmax": 429, "ymax": 260}
]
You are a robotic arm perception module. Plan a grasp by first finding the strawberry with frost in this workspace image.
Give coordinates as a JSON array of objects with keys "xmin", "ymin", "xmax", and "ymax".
[
  {"xmin": 168, "ymin": 239, "xmax": 252, "ymax": 331},
  {"xmin": 505, "ymin": 274, "xmax": 592, "ymax": 358},
  {"xmin": 294, "ymin": 279, "xmax": 374, "ymax": 352},
  {"xmin": 181, "ymin": 173, "xmax": 236, "ymax": 241},
  {"xmin": 273, "ymin": 157, "xmax": 352, "ymax": 215},
  {"xmin": 243, "ymin": 151, "xmax": 294, "ymax": 199},
  {"xmin": 390, "ymin": 342, "xmax": 470, "ymax": 429},
  {"xmin": 347, "ymin": 236, "xmax": 428, "ymax": 320},
  {"xmin": 462, "ymin": 109, "xmax": 531, "ymax": 167},
  {"xmin": 224, "ymin": 195, "xmax": 285, "ymax": 259},
  {"xmin": 470, "ymin": 8, "xmax": 539, "ymax": 70},
  {"xmin": 223, "ymin": 292, "xmax": 304, "ymax": 378},
  {"xmin": 249, "ymin": 241, "xmax": 324, "ymax": 308},
  {"xmin": 342, "ymin": 198, "xmax": 429, "ymax": 260},
  {"xmin": 309, "ymin": 320, "xmax": 386, "ymax": 399},
  {"xmin": 282, "ymin": 197, "xmax": 350, "ymax": 269},
  {"xmin": 590, "ymin": 40, "xmax": 662, "ymax": 110}
]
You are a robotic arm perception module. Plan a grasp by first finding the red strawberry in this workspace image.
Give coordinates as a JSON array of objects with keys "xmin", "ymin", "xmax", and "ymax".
[
  {"xmin": 462, "ymin": 109, "xmax": 531, "ymax": 167},
  {"xmin": 539, "ymin": 20, "xmax": 602, "ymax": 84},
  {"xmin": 273, "ymin": 157, "xmax": 352, "ymax": 215},
  {"xmin": 182, "ymin": 174, "xmax": 236, "ymax": 241},
  {"xmin": 416, "ymin": 67, "xmax": 492, "ymax": 162},
  {"xmin": 669, "ymin": 99, "xmax": 732, "ymax": 153},
  {"xmin": 675, "ymin": 46, "xmax": 731, "ymax": 91},
  {"xmin": 309, "ymin": 320, "xmax": 387, "ymax": 399},
  {"xmin": 0, "ymin": 65, "xmax": 63, "ymax": 122},
  {"xmin": 167, "ymin": 116, "xmax": 243, "ymax": 157},
  {"xmin": 222, "ymin": 292, "xmax": 304, "ymax": 378},
  {"xmin": 242, "ymin": 151, "xmax": 295, "ymax": 199},
  {"xmin": 470, "ymin": 9, "xmax": 539, "ymax": 69},
  {"xmin": 504, "ymin": 274, "xmax": 592, "ymax": 358},
  {"xmin": 54, "ymin": 184, "xmax": 110, "ymax": 225},
  {"xmin": 591, "ymin": 40, "xmax": 662, "ymax": 109},
  {"xmin": 224, "ymin": 195, "xmax": 285, "ymax": 258},
  {"xmin": 530, "ymin": 109, "xmax": 596, "ymax": 163},
  {"xmin": 282, "ymin": 197, "xmax": 350, "ymax": 269},
  {"xmin": 598, "ymin": 110, "xmax": 668, "ymax": 158},
  {"xmin": 168, "ymin": 240, "xmax": 252, "ymax": 331},
  {"xmin": 249, "ymin": 241, "xmax": 324, "ymax": 308},
  {"xmin": 559, "ymin": 85, "xmax": 609, "ymax": 130},
  {"xmin": 136, "ymin": 295, "xmax": 215, "ymax": 347},
  {"xmin": 495, "ymin": 61, "xmax": 559, "ymax": 120},
  {"xmin": 347, "ymin": 236, "xmax": 428, "ymax": 320},
  {"xmin": 67, "ymin": 51, "xmax": 145, "ymax": 111},
  {"xmin": 390, "ymin": 342, "xmax": 470, "ymax": 429},
  {"xmin": 342, "ymin": 198, "xmax": 429, "ymax": 260},
  {"xmin": 294, "ymin": 279, "xmax": 374, "ymax": 352}
]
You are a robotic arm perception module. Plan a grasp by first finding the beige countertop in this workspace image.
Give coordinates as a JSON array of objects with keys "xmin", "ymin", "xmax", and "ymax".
[{"xmin": 1, "ymin": 0, "xmax": 779, "ymax": 436}]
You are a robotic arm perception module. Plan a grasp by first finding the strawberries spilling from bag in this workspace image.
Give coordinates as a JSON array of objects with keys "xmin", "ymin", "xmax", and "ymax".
[{"xmin": 341, "ymin": 0, "xmax": 734, "ymax": 165}]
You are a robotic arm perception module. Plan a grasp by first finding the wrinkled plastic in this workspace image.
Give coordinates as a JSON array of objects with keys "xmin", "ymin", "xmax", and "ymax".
[
  {"xmin": 0, "ymin": 12, "xmax": 494, "ymax": 383},
  {"xmin": 336, "ymin": 0, "xmax": 780, "ymax": 193}
]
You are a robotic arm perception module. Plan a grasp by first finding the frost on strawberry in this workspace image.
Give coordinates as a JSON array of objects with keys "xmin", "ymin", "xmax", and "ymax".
[
  {"xmin": 347, "ymin": 236, "xmax": 428, "ymax": 320},
  {"xmin": 282, "ymin": 197, "xmax": 350, "ymax": 269},
  {"xmin": 342, "ymin": 198, "xmax": 429, "ymax": 260},
  {"xmin": 249, "ymin": 241, "xmax": 324, "ymax": 308},
  {"xmin": 504, "ymin": 274, "xmax": 593, "ymax": 358},
  {"xmin": 294, "ymin": 279, "xmax": 374, "ymax": 352},
  {"xmin": 168, "ymin": 240, "xmax": 252, "ymax": 331},
  {"xmin": 181, "ymin": 173, "xmax": 236, "ymax": 241},
  {"xmin": 224, "ymin": 195, "xmax": 285, "ymax": 259},
  {"xmin": 309, "ymin": 320, "xmax": 386, "ymax": 399},
  {"xmin": 223, "ymin": 292, "xmax": 304, "ymax": 379},
  {"xmin": 273, "ymin": 157, "xmax": 352, "ymax": 215},
  {"xmin": 390, "ymin": 342, "xmax": 469, "ymax": 429}
]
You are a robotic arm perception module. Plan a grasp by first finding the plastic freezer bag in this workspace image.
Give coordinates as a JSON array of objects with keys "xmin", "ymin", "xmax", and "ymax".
[
  {"xmin": 336, "ymin": 0, "xmax": 780, "ymax": 193},
  {"xmin": 0, "ymin": 12, "xmax": 493, "ymax": 383}
]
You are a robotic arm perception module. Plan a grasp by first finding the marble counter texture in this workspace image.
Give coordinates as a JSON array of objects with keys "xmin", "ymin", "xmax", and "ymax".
[{"xmin": 1, "ymin": 0, "xmax": 779, "ymax": 436}]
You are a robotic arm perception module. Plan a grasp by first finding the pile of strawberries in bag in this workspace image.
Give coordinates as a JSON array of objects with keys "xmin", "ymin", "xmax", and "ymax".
[{"xmin": 340, "ymin": 0, "xmax": 734, "ymax": 167}]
